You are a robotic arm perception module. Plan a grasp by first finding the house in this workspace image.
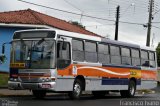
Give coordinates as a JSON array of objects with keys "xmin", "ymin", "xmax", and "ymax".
[{"xmin": 0, "ymin": 9, "xmax": 100, "ymax": 72}]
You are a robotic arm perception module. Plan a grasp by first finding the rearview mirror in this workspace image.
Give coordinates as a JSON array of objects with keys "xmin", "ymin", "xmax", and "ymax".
[
  {"xmin": 0, "ymin": 54, "xmax": 7, "ymax": 64},
  {"xmin": 2, "ymin": 42, "xmax": 12, "ymax": 54}
]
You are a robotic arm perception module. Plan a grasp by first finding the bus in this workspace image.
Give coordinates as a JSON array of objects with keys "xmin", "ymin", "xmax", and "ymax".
[{"xmin": 1, "ymin": 29, "xmax": 157, "ymax": 99}]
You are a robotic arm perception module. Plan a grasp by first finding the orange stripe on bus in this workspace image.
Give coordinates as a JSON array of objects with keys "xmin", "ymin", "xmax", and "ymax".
[{"xmin": 57, "ymin": 64, "xmax": 157, "ymax": 80}]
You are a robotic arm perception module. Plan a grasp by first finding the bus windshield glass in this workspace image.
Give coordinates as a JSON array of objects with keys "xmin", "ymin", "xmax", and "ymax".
[{"xmin": 11, "ymin": 39, "xmax": 55, "ymax": 69}]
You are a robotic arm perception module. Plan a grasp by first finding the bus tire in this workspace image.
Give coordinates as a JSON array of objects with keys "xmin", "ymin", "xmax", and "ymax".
[
  {"xmin": 32, "ymin": 90, "xmax": 46, "ymax": 99},
  {"xmin": 92, "ymin": 91, "xmax": 107, "ymax": 98},
  {"xmin": 120, "ymin": 80, "xmax": 136, "ymax": 98},
  {"xmin": 68, "ymin": 79, "xmax": 82, "ymax": 100}
]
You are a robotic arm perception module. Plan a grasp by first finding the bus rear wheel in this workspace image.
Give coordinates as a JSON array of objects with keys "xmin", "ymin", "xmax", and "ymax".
[
  {"xmin": 120, "ymin": 80, "xmax": 136, "ymax": 98},
  {"xmin": 68, "ymin": 79, "xmax": 83, "ymax": 100},
  {"xmin": 32, "ymin": 90, "xmax": 46, "ymax": 99}
]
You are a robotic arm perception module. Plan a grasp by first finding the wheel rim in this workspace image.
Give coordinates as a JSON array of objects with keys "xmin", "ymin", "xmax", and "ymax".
[
  {"xmin": 73, "ymin": 83, "xmax": 81, "ymax": 97},
  {"xmin": 130, "ymin": 83, "xmax": 135, "ymax": 95}
]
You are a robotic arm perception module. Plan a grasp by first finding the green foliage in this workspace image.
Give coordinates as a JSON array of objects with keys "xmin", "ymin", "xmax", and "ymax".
[
  {"xmin": 69, "ymin": 21, "xmax": 85, "ymax": 29},
  {"xmin": 0, "ymin": 73, "xmax": 8, "ymax": 87},
  {"xmin": 156, "ymin": 42, "xmax": 160, "ymax": 67}
]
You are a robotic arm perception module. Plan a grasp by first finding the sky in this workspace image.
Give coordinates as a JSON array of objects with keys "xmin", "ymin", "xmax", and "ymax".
[{"xmin": 0, "ymin": 0, "xmax": 160, "ymax": 48}]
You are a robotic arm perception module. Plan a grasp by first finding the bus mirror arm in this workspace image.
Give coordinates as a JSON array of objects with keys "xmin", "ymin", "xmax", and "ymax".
[
  {"xmin": 62, "ymin": 42, "xmax": 67, "ymax": 50},
  {"xmin": 1, "ymin": 42, "xmax": 12, "ymax": 54},
  {"xmin": 61, "ymin": 38, "xmax": 67, "ymax": 50},
  {"xmin": 2, "ymin": 43, "xmax": 5, "ymax": 54}
]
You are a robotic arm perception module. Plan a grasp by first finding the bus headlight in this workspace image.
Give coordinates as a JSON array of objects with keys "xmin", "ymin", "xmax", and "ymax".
[
  {"xmin": 40, "ymin": 77, "xmax": 52, "ymax": 82},
  {"xmin": 9, "ymin": 78, "xmax": 14, "ymax": 81},
  {"xmin": 10, "ymin": 78, "xmax": 18, "ymax": 82}
]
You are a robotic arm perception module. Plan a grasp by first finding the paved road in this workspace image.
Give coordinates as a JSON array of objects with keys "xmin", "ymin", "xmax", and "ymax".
[{"xmin": 0, "ymin": 92, "xmax": 160, "ymax": 106}]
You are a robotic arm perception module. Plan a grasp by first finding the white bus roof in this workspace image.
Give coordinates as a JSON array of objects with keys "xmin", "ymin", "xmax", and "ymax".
[{"xmin": 14, "ymin": 29, "xmax": 155, "ymax": 51}]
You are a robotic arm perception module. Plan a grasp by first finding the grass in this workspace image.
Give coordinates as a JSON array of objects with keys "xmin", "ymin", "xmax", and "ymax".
[{"xmin": 0, "ymin": 72, "xmax": 9, "ymax": 87}]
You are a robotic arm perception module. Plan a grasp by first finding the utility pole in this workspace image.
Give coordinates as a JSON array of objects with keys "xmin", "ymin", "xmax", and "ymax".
[
  {"xmin": 146, "ymin": 0, "xmax": 154, "ymax": 46},
  {"xmin": 115, "ymin": 5, "xmax": 120, "ymax": 40}
]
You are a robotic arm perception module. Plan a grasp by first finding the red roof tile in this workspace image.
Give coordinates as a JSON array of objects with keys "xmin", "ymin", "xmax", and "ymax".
[{"xmin": 0, "ymin": 9, "xmax": 101, "ymax": 37}]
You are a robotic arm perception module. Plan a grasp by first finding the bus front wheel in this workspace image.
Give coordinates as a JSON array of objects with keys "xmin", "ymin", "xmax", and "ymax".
[
  {"xmin": 68, "ymin": 79, "xmax": 83, "ymax": 99},
  {"xmin": 32, "ymin": 90, "xmax": 46, "ymax": 99},
  {"xmin": 120, "ymin": 80, "xmax": 136, "ymax": 98}
]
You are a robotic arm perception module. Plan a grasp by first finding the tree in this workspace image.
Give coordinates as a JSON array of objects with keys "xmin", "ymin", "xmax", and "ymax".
[
  {"xmin": 69, "ymin": 21, "xmax": 85, "ymax": 29},
  {"xmin": 156, "ymin": 42, "xmax": 160, "ymax": 66}
]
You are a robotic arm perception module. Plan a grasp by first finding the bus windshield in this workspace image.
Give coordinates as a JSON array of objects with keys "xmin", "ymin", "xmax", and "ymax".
[{"xmin": 11, "ymin": 39, "xmax": 55, "ymax": 69}]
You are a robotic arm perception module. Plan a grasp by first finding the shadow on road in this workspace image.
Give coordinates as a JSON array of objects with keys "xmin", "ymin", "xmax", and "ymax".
[
  {"xmin": 1, "ymin": 93, "xmax": 159, "ymax": 106},
  {"xmin": 31, "ymin": 93, "xmax": 150, "ymax": 101},
  {"xmin": 0, "ymin": 92, "xmax": 158, "ymax": 101}
]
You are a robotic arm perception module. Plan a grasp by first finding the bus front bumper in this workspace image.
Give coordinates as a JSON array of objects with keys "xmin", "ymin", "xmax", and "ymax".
[{"xmin": 8, "ymin": 81, "xmax": 56, "ymax": 90}]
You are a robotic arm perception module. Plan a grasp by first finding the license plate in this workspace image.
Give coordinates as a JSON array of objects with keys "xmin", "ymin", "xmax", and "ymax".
[{"xmin": 42, "ymin": 84, "xmax": 51, "ymax": 88}]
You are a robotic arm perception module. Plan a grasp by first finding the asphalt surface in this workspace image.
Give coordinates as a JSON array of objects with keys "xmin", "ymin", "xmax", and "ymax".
[{"xmin": 0, "ymin": 92, "xmax": 160, "ymax": 106}]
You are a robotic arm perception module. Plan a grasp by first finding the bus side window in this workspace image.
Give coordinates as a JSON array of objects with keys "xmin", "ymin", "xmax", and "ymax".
[
  {"xmin": 57, "ymin": 41, "xmax": 71, "ymax": 69},
  {"xmin": 149, "ymin": 51, "xmax": 156, "ymax": 68},
  {"xmin": 141, "ymin": 50, "xmax": 149, "ymax": 67},
  {"xmin": 85, "ymin": 41, "xmax": 97, "ymax": 62},
  {"xmin": 98, "ymin": 43, "xmax": 110, "ymax": 64},
  {"xmin": 110, "ymin": 45, "xmax": 121, "ymax": 65},
  {"xmin": 72, "ymin": 39, "xmax": 84, "ymax": 61},
  {"xmin": 121, "ymin": 47, "xmax": 131, "ymax": 65},
  {"xmin": 131, "ymin": 49, "xmax": 140, "ymax": 66}
]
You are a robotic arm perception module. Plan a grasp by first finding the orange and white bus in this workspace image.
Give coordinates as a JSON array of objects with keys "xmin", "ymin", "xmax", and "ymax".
[{"xmin": 3, "ymin": 29, "xmax": 157, "ymax": 99}]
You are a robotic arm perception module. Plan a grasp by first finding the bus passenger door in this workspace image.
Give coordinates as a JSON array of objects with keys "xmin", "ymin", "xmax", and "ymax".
[
  {"xmin": 57, "ymin": 41, "xmax": 71, "ymax": 69},
  {"xmin": 55, "ymin": 39, "xmax": 74, "ymax": 91}
]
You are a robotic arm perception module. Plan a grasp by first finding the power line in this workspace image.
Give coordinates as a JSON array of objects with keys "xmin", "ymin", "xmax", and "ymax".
[
  {"xmin": 17, "ymin": 0, "xmax": 81, "ymax": 15},
  {"xmin": 63, "ymin": 0, "xmax": 82, "ymax": 12},
  {"xmin": 153, "ymin": 8, "xmax": 160, "ymax": 16},
  {"xmin": 17, "ymin": 0, "xmax": 146, "ymax": 26},
  {"xmin": 119, "ymin": 21, "xmax": 145, "ymax": 25},
  {"xmin": 85, "ymin": 24, "xmax": 115, "ymax": 27},
  {"xmin": 110, "ymin": 0, "xmax": 148, "ymax": 9},
  {"xmin": 120, "ymin": 3, "xmax": 135, "ymax": 18},
  {"xmin": 152, "ymin": 22, "xmax": 160, "ymax": 23},
  {"xmin": 62, "ymin": 0, "xmax": 84, "ymax": 23},
  {"xmin": 121, "ymin": 0, "xmax": 149, "ymax": 5},
  {"xmin": 17, "ymin": 0, "xmax": 115, "ymax": 21},
  {"xmin": 152, "ymin": 25, "xmax": 160, "ymax": 29}
]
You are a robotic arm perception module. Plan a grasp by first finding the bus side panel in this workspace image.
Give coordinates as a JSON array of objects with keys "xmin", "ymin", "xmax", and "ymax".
[
  {"xmin": 85, "ymin": 78, "xmax": 129, "ymax": 91},
  {"xmin": 137, "ymin": 69, "xmax": 157, "ymax": 90},
  {"xmin": 57, "ymin": 64, "xmax": 157, "ymax": 91},
  {"xmin": 57, "ymin": 64, "xmax": 130, "ymax": 91},
  {"xmin": 54, "ymin": 76, "xmax": 75, "ymax": 91}
]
